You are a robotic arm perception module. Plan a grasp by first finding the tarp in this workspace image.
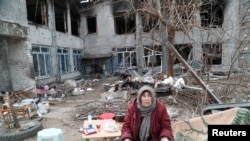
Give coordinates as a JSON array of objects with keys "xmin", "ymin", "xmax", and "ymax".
[{"xmin": 172, "ymin": 107, "xmax": 250, "ymax": 141}]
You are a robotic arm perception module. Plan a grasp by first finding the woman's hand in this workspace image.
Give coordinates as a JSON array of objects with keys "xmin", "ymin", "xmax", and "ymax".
[
  {"xmin": 124, "ymin": 138, "xmax": 132, "ymax": 141},
  {"xmin": 161, "ymin": 137, "xmax": 170, "ymax": 141}
]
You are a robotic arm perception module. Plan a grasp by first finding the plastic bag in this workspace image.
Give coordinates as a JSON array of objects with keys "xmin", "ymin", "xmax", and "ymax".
[{"xmin": 102, "ymin": 119, "xmax": 118, "ymax": 132}]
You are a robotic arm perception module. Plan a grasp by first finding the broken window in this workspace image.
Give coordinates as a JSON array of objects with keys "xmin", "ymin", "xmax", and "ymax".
[
  {"xmin": 32, "ymin": 46, "xmax": 51, "ymax": 79},
  {"xmin": 73, "ymin": 50, "xmax": 82, "ymax": 71},
  {"xmin": 54, "ymin": 1, "xmax": 68, "ymax": 32},
  {"xmin": 115, "ymin": 47, "xmax": 136, "ymax": 68},
  {"xmin": 87, "ymin": 16, "xmax": 97, "ymax": 34},
  {"xmin": 202, "ymin": 43, "xmax": 222, "ymax": 65},
  {"xmin": 114, "ymin": 13, "xmax": 136, "ymax": 34},
  {"xmin": 57, "ymin": 48, "xmax": 70, "ymax": 74},
  {"xmin": 26, "ymin": 0, "xmax": 48, "ymax": 25},
  {"xmin": 70, "ymin": 5, "xmax": 80, "ymax": 36},
  {"xmin": 144, "ymin": 46, "xmax": 162, "ymax": 67},
  {"xmin": 174, "ymin": 44, "xmax": 192, "ymax": 64},
  {"xmin": 142, "ymin": 15, "xmax": 159, "ymax": 32},
  {"xmin": 200, "ymin": 0, "xmax": 225, "ymax": 28}
]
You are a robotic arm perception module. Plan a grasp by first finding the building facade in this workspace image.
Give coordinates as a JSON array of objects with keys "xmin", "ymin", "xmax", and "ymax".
[
  {"xmin": 0, "ymin": 0, "xmax": 84, "ymax": 91},
  {"xmin": 0, "ymin": 0, "xmax": 249, "ymax": 91},
  {"xmin": 81, "ymin": 0, "xmax": 249, "ymax": 74}
]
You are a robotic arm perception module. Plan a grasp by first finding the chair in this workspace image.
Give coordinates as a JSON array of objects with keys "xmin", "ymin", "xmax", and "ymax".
[{"xmin": 37, "ymin": 128, "xmax": 64, "ymax": 141}]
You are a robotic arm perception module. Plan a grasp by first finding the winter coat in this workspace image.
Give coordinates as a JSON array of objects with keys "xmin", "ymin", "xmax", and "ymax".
[{"xmin": 120, "ymin": 98, "xmax": 173, "ymax": 141}]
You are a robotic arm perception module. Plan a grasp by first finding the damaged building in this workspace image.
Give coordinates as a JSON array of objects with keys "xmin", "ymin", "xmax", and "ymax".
[
  {"xmin": 0, "ymin": 0, "xmax": 250, "ymax": 91},
  {"xmin": 0, "ymin": 0, "xmax": 83, "ymax": 91}
]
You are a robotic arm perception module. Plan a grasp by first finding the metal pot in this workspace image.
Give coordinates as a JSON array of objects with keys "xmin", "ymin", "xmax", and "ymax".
[{"xmin": 113, "ymin": 113, "xmax": 125, "ymax": 122}]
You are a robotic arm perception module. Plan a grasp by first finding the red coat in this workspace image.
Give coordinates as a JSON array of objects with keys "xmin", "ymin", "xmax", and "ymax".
[{"xmin": 121, "ymin": 99, "xmax": 173, "ymax": 141}]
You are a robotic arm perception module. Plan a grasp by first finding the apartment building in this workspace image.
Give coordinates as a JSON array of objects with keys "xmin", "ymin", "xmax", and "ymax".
[{"xmin": 80, "ymin": 0, "xmax": 250, "ymax": 75}]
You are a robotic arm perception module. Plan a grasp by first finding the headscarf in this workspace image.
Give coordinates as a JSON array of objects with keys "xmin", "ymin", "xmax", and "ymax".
[{"xmin": 137, "ymin": 85, "xmax": 156, "ymax": 141}]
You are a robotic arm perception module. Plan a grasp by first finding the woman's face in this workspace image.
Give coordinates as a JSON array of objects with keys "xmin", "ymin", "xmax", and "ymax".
[{"xmin": 141, "ymin": 91, "xmax": 152, "ymax": 107}]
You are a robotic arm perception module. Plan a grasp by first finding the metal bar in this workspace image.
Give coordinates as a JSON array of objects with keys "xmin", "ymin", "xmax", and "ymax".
[{"xmin": 168, "ymin": 43, "xmax": 223, "ymax": 104}]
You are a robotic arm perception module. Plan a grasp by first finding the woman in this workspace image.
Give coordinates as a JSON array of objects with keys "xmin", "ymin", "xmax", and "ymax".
[{"xmin": 121, "ymin": 85, "xmax": 173, "ymax": 141}]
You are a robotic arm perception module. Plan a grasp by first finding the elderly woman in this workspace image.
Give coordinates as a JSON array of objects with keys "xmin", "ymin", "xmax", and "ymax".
[{"xmin": 121, "ymin": 85, "xmax": 173, "ymax": 141}]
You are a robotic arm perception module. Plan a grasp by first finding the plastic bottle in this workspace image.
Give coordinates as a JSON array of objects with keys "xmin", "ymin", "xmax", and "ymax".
[{"xmin": 88, "ymin": 113, "xmax": 93, "ymax": 128}]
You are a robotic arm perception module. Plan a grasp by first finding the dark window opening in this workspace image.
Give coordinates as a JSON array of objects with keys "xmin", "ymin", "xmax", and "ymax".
[
  {"xmin": 114, "ymin": 13, "xmax": 136, "ymax": 34},
  {"xmin": 54, "ymin": 1, "xmax": 67, "ymax": 32},
  {"xmin": 180, "ymin": 14, "xmax": 189, "ymax": 26},
  {"xmin": 202, "ymin": 43, "xmax": 222, "ymax": 65},
  {"xmin": 70, "ymin": 5, "xmax": 80, "ymax": 36},
  {"xmin": 142, "ymin": 15, "xmax": 159, "ymax": 32},
  {"xmin": 87, "ymin": 16, "xmax": 97, "ymax": 34},
  {"xmin": 26, "ymin": 0, "xmax": 48, "ymax": 25},
  {"xmin": 200, "ymin": 0, "xmax": 225, "ymax": 28},
  {"xmin": 174, "ymin": 44, "xmax": 192, "ymax": 64},
  {"xmin": 170, "ymin": 0, "xmax": 195, "ymax": 30}
]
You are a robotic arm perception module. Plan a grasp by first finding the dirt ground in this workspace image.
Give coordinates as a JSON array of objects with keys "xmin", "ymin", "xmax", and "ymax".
[
  {"xmin": 22, "ymin": 76, "xmax": 121, "ymax": 141},
  {"xmin": 6, "ymin": 74, "xmax": 250, "ymax": 141}
]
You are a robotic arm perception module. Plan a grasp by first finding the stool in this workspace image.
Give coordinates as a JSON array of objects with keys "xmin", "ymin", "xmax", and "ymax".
[{"xmin": 37, "ymin": 128, "xmax": 64, "ymax": 141}]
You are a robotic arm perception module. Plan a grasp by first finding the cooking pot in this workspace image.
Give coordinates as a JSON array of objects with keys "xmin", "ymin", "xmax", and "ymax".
[{"xmin": 113, "ymin": 113, "xmax": 125, "ymax": 122}]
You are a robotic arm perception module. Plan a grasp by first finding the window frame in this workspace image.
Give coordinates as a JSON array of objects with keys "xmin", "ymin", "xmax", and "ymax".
[
  {"xmin": 115, "ymin": 47, "xmax": 136, "ymax": 68},
  {"xmin": 57, "ymin": 48, "xmax": 71, "ymax": 74},
  {"xmin": 73, "ymin": 49, "xmax": 82, "ymax": 71},
  {"xmin": 31, "ymin": 46, "xmax": 51, "ymax": 79}
]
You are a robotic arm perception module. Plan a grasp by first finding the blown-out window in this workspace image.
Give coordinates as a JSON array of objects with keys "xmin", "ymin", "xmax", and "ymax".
[
  {"xmin": 200, "ymin": 0, "xmax": 224, "ymax": 28},
  {"xmin": 174, "ymin": 44, "xmax": 192, "ymax": 64},
  {"xmin": 114, "ymin": 13, "xmax": 135, "ymax": 34},
  {"xmin": 32, "ymin": 46, "xmax": 51, "ymax": 79},
  {"xmin": 87, "ymin": 16, "xmax": 97, "ymax": 34},
  {"xmin": 54, "ymin": 1, "xmax": 68, "ymax": 32},
  {"xmin": 70, "ymin": 3, "xmax": 80, "ymax": 36},
  {"xmin": 142, "ymin": 15, "xmax": 159, "ymax": 32},
  {"xmin": 26, "ymin": 0, "xmax": 48, "ymax": 25},
  {"xmin": 202, "ymin": 43, "xmax": 222, "ymax": 65}
]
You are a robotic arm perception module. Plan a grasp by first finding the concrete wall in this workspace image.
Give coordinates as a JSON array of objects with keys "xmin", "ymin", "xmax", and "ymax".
[
  {"xmin": 82, "ymin": 3, "xmax": 136, "ymax": 56},
  {"xmin": 0, "ymin": 0, "xmax": 84, "ymax": 91},
  {"xmin": 8, "ymin": 40, "xmax": 36, "ymax": 90},
  {"xmin": 28, "ymin": 0, "xmax": 84, "ymax": 84},
  {"xmin": 0, "ymin": 0, "xmax": 36, "ymax": 91},
  {"xmin": 0, "ymin": 41, "xmax": 12, "ymax": 90},
  {"xmin": 0, "ymin": 0, "xmax": 28, "ymax": 25}
]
